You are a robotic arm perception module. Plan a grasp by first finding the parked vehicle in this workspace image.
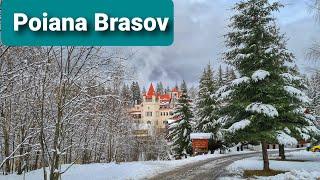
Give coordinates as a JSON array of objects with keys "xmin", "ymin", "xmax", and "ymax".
[{"xmin": 311, "ymin": 144, "xmax": 320, "ymax": 152}]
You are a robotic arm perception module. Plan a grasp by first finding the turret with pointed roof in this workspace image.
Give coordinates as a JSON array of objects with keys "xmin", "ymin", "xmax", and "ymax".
[{"xmin": 145, "ymin": 83, "xmax": 156, "ymax": 98}]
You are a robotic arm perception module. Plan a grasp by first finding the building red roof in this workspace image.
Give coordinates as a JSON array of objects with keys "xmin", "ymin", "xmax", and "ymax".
[
  {"xmin": 147, "ymin": 83, "xmax": 155, "ymax": 96},
  {"xmin": 143, "ymin": 83, "xmax": 182, "ymax": 101},
  {"xmin": 144, "ymin": 83, "xmax": 175, "ymax": 101},
  {"xmin": 144, "ymin": 83, "xmax": 156, "ymax": 99},
  {"xmin": 159, "ymin": 94, "xmax": 171, "ymax": 101}
]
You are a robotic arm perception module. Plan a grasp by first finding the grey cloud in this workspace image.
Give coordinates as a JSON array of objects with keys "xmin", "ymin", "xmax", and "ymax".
[{"xmin": 129, "ymin": 0, "xmax": 320, "ymax": 87}]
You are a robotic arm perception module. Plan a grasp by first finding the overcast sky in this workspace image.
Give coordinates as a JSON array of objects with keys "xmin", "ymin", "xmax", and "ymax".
[{"xmin": 129, "ymin": 0, "xmax": 320, "ymax": 88}]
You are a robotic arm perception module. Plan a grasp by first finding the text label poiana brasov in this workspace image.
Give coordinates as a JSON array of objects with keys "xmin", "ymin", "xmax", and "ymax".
[{"xmin": 13, "ymin": 12, "xmax": 170, "ymax": 32}]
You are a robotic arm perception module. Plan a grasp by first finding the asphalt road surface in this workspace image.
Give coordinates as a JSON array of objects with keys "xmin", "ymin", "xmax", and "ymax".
[
  {"xmin": 148, "ymin": 150, "xmax": 301, "ymax": 180},
  {"xmin": 148, "ymin": 152, "xmax": 259, "ymax": 180}
]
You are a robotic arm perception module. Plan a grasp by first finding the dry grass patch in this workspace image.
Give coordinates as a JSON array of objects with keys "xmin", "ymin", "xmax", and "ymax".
[{"xmin": 243, "ymin": 169, "xmax": 286, "ymax": 178}]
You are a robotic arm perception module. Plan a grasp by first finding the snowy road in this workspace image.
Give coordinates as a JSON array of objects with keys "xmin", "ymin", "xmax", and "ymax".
[
  {"xmin": 148, "ymin": 152, "xmax": 260, "ymax": 180},
  {"xmin": 148, "ymin": 150, "xmax": 304, "ymax": 180}
]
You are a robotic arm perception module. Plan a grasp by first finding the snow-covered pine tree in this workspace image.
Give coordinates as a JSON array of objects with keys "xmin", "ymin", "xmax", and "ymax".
[
  {"xmin": 167, "ymin": 80, "xmax": 193, "ymax": 157},
  {"xmin": 217, "ymin": 0, "xmax": 320, "ymax": 170},
  {"xmin": 131, "ymin": 81, "xmax": 142, "ymax": 105},
  {"xmin": 223, "ymin": 66, "xmax": 237, "ymax": 85},
  {"xmin": 188, "ymin": 86, "xmax": 198, "ymax": 102},
  {"xmin": 217, "ymin": 65, "xmax": 224, "ymax": 87},
  {"xmin": 308, "ymin": 71, "xmax": 320, "ymax": 116},
  {"xmin": 195, "ymin": 65, "xmax": 224, "ymax": 152},
  {"xmin": 224, "ymin": 66, "xmax": 230, "ymax": 84},
  {"xmin": 278, "ymin": 66, "xmax": 320, "ymax": 160},
  {"xmin": 228, "ymin": 68, "xmax": 237, "ymax": 82},
  {"xmin": 156, "ymin": 82, "xmax": 164, "ymax": 94},
  {"xmin": 195, "ymin": 64, "xmax": 220, "ymax": 134},
  {"xmin": 121, "ymin": 84, "xmax": 132, "ymax": 107}
]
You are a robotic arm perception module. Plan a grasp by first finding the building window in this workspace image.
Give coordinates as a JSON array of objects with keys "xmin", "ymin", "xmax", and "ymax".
[
  {"xmin": 146, "ymin": 112, "xmax": 152, "ymax": 117},
  {"xmin": 147, "ymin": 121, "xmax": 151, "ymax": 124},
  {"xmin": 166, "ymin": 112, "xmax": 169, "ymax": 116}
]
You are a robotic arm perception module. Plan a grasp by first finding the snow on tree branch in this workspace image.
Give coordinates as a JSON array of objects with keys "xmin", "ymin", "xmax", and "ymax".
[
  {"xmin": 277, "ymin": 131, "xmax": 298, "ymax": 146},
  {"xmin": 231, "ymin": 76, "xmax": 250, "ymax": 86},
  {"xmin": 280, "ymin": 73, "xmax": 302, "ymax": 82},
  {"xmin": 217, "ymin": 90, "xmax": 234, "ymax": 102},
  {"xmin": 251, "ymin": 70, "xmax": 270, "ymax": 82},
  {"xmin": 245, "ymin": 102, "xmax": 279, "ymax": 118},
  {"xmin": 284, "ymin": 86, "xmax": 311, "ymax": 103},
  {"xmin": 227, "ymin": 119, "xmax": 251, "ymax": 133}
]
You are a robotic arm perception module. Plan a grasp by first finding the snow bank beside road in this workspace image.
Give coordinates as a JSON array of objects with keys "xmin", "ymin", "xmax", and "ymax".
[
  {"xmin": 258, "ymin": 170, "xmax": 320, "ymax": 180},
  {"xmin": 228, "ymin": 156, "xmax": 320, "ymax": 172},
  {"xmin": 224, "ymin": 150, "xmax": 320, "ymax": 180},
  {"xmin": 283, "ymin": 150, "xmax": 320, "ymax": 161},
  {"xmin": 221, "ymin": 170, "xmax": 320, "ymax": 180}
]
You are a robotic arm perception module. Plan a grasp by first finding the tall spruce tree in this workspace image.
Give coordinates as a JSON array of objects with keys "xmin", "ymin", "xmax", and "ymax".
[
  {"xmin": 131, "ymin": 81, "xmax": 142, "ymax": 105},
  {"xmin": 308, "ymin": 71, "xmax": 320, "ymax": 116},
  {"xmin": 217, "ymin": 65, "xmax": 224, "ymax": 87},
  {"xmin": 121, "ymin": 84, "xmax": 132, "ymax": 107},
  {"xmin": 278, "ymin": 66, "xmax": 320, "ymax": 160},
  {"xmin": 223, "ymin": 66, "xmax": 237, "ymax": 85},
  {"xmin": 228, "ymin": 68, "xmax": 237, "ymax": 82},
  {"xmin": 156, "ymin": 82, "xmax": 164, "ymax": 94},
  {"xmin": 217, "ymin": 0, "xmax": 320, "ymax": 170},
  {"xmin": 167, "ymin": 80, "xmax": 193, "ymax": 157},
  {"xmin": 224, "ymin": 66, "xmax": 230, "ymax": 83},
  {"xmin": 195, "ymin": 65, "xmax": 223, "ymax": 152},
  {"xmin": 195, "ymin": 65, "xmax": 220, "ymax": 134}
]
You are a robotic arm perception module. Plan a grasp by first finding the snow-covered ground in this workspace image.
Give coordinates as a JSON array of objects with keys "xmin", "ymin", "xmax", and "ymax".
[
  {"xmin": 222, "ymin": 150, "xmax": 320, "ymax": 180},
  {"xmin": 0, "ymin": 150, "xmax": 254, "ymax": 180}
]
